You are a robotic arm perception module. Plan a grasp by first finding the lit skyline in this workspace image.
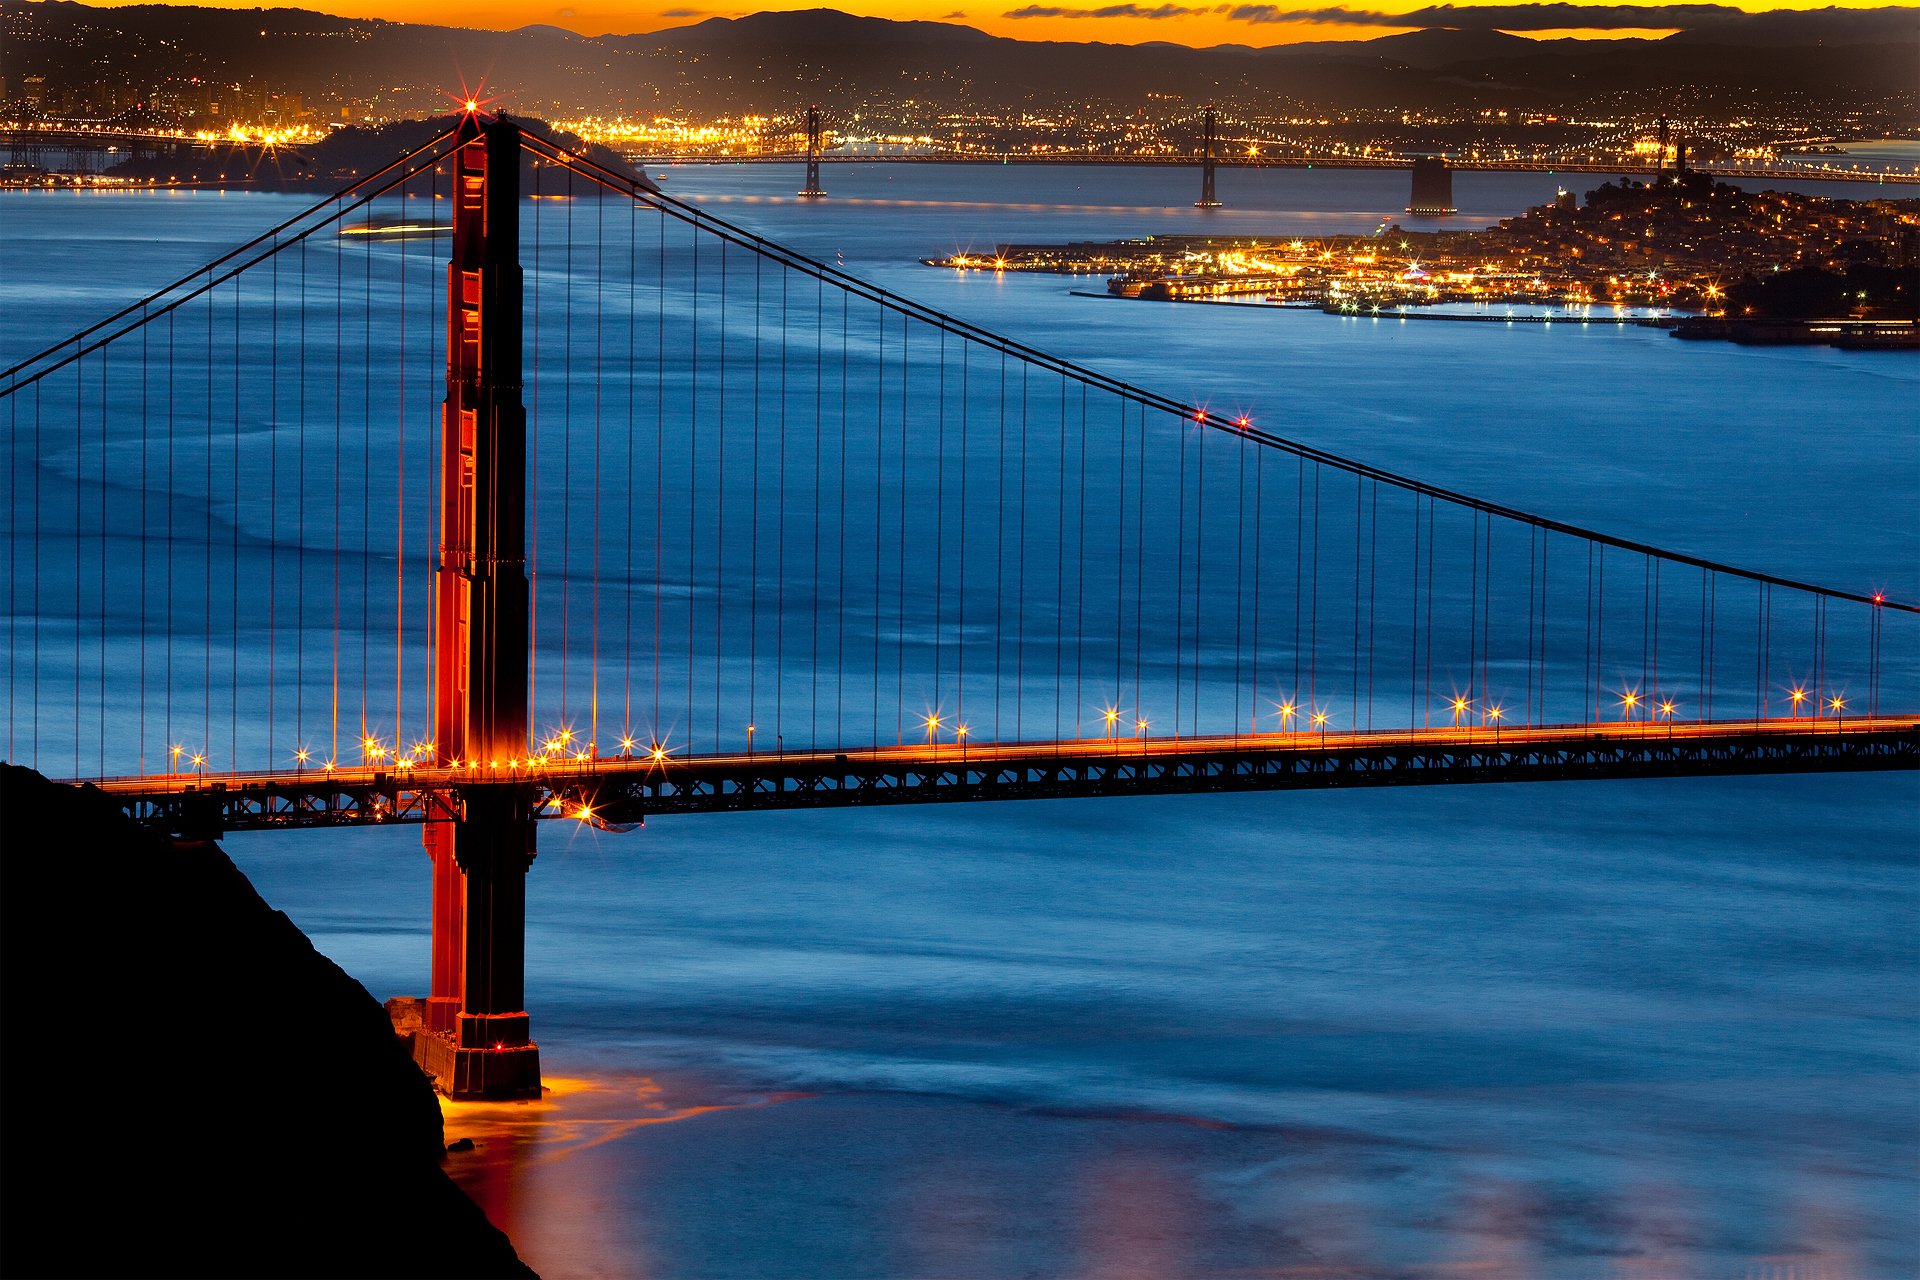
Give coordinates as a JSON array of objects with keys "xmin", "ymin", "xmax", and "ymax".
[{"xmin": 83, "ymin": 0, "xmax": 1914, "ymax": 48}]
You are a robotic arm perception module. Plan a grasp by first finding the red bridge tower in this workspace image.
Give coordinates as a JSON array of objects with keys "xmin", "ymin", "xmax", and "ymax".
[{"xmin": 415, "ymin": 112, "xmax": 542, "ymax": 1099}]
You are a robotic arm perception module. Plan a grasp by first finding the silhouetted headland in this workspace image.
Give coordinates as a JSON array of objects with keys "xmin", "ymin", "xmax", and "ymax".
[{"xmin": 0, "ymin": 764, "xmax": 535, "ymax": 1279}]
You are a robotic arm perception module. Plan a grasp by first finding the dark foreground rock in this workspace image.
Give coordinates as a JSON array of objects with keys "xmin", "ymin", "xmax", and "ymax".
[{"xmin": 0, "ymin": 765, "xmax": 535, "ymax": 1279}]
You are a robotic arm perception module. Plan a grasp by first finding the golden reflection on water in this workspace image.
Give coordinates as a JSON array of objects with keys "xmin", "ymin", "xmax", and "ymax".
[{"xmin": 437, "ymin": 1074, "xmax": 810, "ymax": 1279}]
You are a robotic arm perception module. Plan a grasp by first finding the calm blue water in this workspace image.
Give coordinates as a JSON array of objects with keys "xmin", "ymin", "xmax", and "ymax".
[{"xmin": 3, "ymin": 165, "xmax": 1918, "ymax": 1278}]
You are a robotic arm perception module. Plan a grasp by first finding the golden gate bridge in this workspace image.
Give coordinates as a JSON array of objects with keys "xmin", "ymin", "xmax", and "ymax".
[{"xmin": 4, "ymin": 111, "xmax": 1914, "ymax": 1099}]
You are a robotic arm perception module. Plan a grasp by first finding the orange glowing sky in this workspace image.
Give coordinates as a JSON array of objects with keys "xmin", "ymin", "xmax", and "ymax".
[{"xmin": 94, "ymin": 0, "xmax": 1909, "ymax": 46}]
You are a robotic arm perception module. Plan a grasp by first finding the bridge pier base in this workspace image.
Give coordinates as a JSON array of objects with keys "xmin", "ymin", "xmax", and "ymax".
[{"xmin": 410, "ymin": 785, "xmax": 543, "ymax": 1100}]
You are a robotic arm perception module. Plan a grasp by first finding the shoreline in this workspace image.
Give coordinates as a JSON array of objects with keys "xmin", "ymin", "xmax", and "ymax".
[{"xmin": 1067, "ymin": 290, "xmax": 1674, "ymax": 326}]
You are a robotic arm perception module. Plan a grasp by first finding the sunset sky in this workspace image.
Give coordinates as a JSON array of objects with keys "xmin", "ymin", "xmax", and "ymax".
[{"xmin": 94, "ymin": 0, "xmax": 1914, "ymax": 46}]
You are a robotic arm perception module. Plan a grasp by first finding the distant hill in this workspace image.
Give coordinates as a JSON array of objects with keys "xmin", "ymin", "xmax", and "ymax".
[{"xmin": 3, "ymin": 1, "xmax": 1916, "ymax": 123}]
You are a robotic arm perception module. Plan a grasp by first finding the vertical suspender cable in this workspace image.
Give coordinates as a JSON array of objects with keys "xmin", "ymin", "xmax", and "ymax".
[
  {"xmin": 1075, "ymin": 383, "xmax": 1087, "ymax": 740},
  {"xmin": 749, "ymin": 251, "xmax": 761, "ymax": 744},
  {"xmin": 897, "ymin": 313, "xmax": 909, "ymax": 746},
  {"xmin": 1174, "ymin": 413, "xmax": 1187, "ymax": 737},
  {"xmin": 1192, "ymin": 416, "xmax": 1206, "ymax": 734},
  {"xmin": 1251, "ymin": 444, "xmax": 1263, "ymax": 733},
  {"xmin": 716, "ymin": 239, "xmax": 728, "ymax": 751},
  {"xmin": 957, "ymin": 341, "xmax": 969, "ymax": 741},
  {"xmin": 591, "ymin": 170, "xmax": 604, "ymax": 753},
  {"xmin": 395, "ymin": 178, "xmax": 407, "ymax": 756}
]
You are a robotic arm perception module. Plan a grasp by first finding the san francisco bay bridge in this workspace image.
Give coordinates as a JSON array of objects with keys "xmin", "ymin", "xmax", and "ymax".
[{"xmin": 4, "ymin": 112, "xmax": 1915, "ymax": 1098}]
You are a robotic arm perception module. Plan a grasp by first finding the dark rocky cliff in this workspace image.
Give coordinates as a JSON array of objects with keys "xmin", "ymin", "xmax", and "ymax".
[{"xmin": 0, "ymin": 764, "xmax": 535, "ymax": 1279}]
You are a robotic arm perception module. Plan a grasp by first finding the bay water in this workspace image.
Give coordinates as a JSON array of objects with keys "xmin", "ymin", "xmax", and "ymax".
[{"xmin": 2, "ymin": 161, "xmax": 1917, "ymax": 1278}]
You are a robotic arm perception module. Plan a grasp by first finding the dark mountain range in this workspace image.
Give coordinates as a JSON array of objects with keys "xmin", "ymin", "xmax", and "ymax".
[{"xmin": 4, "ymin": 1, "xmax": 1915, "ymax": 124}]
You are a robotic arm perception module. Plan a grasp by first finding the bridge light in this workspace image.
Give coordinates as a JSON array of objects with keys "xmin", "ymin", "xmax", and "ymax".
[
  {"xmin": 1486, "ymin": 704, "xmax": 1504, "ymax": 722},
  {"xmin": 1828, "ymin": 695, "xmax": 1846, "ymax": 714},
  {"xmin": 1618, "ymin": 691, "xmax": 1640, "ymax": 719},
  {"xmin": 956, "ymin": 723, "xmax": 970, "ymax": 740},
  {"xmin": 1789, "ymin": 686, "xmax": 1808, "ymax": 712},
  {"xmin": 619, "ymin": 736, "xmax": 636, "ymax": 753},
  {"xmin": 1873, "ymin": 591, "xmax": 1885, "ymax": 605},
  {"xmin": 1312, "ymin": 711, "xmax": 1328, "ymax": 728},
  {"xmin": 1136, "ymin": 717, "xmax": 1149, "ymax": 736},
  {"xmin": 465, "ymin": 100, "xmax": 479, "ymax": 113},
  {"xmin": 295, "ymin": 748, "xmax": 310, "ymax": 764},
  {"xmin": 650, "ymin": 744, "xmax": 667, "ymax": 762},
  {"xmin": 1657, "ymin": 699, "xmax": 1676, "ymax": 720}
]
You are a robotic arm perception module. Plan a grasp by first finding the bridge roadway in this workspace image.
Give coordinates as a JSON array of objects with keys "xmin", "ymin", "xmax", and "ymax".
[
  {"xmin": 639, "ymin": 152, "xmax": 1918, "ymax": 186},
  {"xmin": 81, "ymin": 716, "xmax": 1920, "ymax": 838}
]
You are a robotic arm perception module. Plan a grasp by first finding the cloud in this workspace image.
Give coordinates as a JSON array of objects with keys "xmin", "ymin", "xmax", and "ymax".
[
  {"xmin": 942, "ymin": 8, "xmax": 968, "ymax": 14},
  {"xmin": 1225, "ymin": 3, "xmax": 1751, "ymax": 29},
  {"xmin": 659, "ymin": 6, "xmax": 705, "ymax": 15},
  {"xmin": 1004, "ymin": 3, "xmax": 1209, "ymax": 18}
]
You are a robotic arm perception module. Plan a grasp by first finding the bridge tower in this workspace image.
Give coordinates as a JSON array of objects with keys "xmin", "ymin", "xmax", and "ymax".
[
  {"xmin": 1194, "ymin": 104, "xmax": 1221, "ymax": 209},
  {"xmin": 798, "ymin": 104, "xmax": 826, "ymax": 199},
  {"xmin": 416, "ymin": 110, "xmax": 542, "ymax": 1100}
]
